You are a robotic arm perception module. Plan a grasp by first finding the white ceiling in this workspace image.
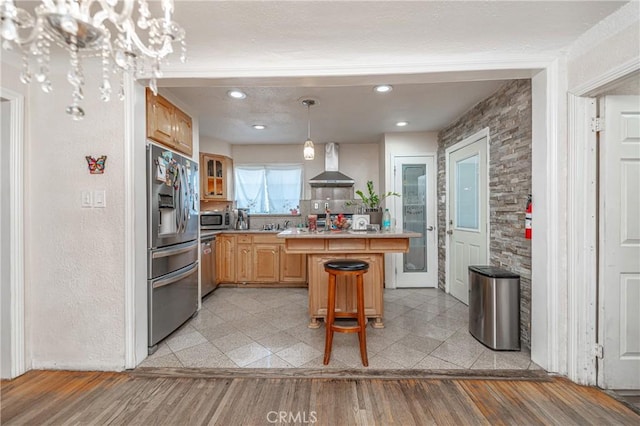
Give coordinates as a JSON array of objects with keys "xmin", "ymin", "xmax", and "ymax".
[{"xmin": 157, "ymin": 1, "xmax": 628, "ymax": 145}]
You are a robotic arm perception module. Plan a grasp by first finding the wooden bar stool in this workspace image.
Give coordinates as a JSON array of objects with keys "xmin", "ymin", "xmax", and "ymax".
[{"xmin": 323, "ymin": 259, "xmax": 370, "ymax": 366}]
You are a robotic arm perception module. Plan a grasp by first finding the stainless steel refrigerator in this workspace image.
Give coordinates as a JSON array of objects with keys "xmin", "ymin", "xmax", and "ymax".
[{"xmin": 147, "ymin": 143, "xmax": 199, "ymax": 354}]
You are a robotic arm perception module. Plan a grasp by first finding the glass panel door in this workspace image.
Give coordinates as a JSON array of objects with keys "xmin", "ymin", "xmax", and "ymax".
[
  {"xmin": 402, "ymin": 164, "xmax": 427, "ymax": 273},
  {"xmin": 392, "ymin": 155, "xmax": 437, "ymax": 288}
]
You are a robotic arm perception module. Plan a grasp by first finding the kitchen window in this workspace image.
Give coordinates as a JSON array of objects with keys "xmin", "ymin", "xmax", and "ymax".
[{"xmin": 234, "ymin": 164, "xmax": 302, "ymax": 214}]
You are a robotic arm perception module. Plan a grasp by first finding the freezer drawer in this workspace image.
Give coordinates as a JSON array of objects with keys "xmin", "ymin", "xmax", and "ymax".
[
  {"xmin": 468, "ymin": 266, "xmax": 520, "ymax": 350},
  {"xmin": 148, "ymin": 262, "xmax": 198, "ymax": 349},
  {"xmin": 148, "ymin": 240, "xmax": 198, "ymax": 279}
]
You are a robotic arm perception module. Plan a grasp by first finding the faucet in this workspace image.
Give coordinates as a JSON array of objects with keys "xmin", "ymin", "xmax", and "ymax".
[{"xmin": 283, "ymin": 220, "xmax": 290, "ymax": 229}]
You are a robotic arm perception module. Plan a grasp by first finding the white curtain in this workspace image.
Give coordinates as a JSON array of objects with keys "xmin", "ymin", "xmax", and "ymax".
[
  {"xmin": 266, "ymin": 165, "xmax": 302, "ymax": 213},
  {"xmin": 234, "ymin": 166, "xmax": 266, "ymax": 213},
  {"xmin": 235, "ymin": 164, "xmax": 302, "ymax": 214}
]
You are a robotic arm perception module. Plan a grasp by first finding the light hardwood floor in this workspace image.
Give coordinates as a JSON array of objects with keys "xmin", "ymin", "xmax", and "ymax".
[{"xmin": 2, "ymin": 369, "xmax": 638, "ymax": 425}]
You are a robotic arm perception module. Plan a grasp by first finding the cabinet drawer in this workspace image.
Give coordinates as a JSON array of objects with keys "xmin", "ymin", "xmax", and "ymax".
[
  {"xmin": 237, "ymin": 235, "xmax": 252, "ymax": 244},
  {"xmin": 369, "ymin": 238, "xmax": 409, "ymax": 252},
  {"xmin": 328, "ymin": 238, "xmax": 366, "ymax": 251},
  {"xmin": 253, "ymin": 234, "xmax": 279, "ymax": 244}
]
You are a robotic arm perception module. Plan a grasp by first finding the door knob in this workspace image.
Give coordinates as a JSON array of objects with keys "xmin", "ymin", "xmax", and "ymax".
[
  {"xmin": 446, "ymin": 229, "xmax": 453, "ymax": 235},
  {"xmin": 426, "ymin": 226, "xmax": 434, "ymax": 231}
]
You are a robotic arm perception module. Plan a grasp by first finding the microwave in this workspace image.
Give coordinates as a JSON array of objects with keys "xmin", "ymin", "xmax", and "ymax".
[{"xmin": 200, "ymin": 211, "xmax": 230, "ymax": 230}]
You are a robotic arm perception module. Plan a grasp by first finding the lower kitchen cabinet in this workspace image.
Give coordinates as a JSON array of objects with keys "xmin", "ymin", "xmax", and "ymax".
[
  {"xmin": 216, "ymin": 235, "xmax": 235, "ymax": 283},
  {"xmin": 215, "ymin": 233, "xmax": 306, "ymax": 286},
  {"xmin": 236, "ymin": 241, "xmax": 252, "ymax": 282},
  {"xmin": 307, "ymin": 253, "xmax": 383, "ymax": 323},
  {"xmin": 253, "ymin": 243, "xmax": 279, "ymax": 282},
  {"xmin": 280, "ymin": 246, "xmax": 307, "ymax": 283}
]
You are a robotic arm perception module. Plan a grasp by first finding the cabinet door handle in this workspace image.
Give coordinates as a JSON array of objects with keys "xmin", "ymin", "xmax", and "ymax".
[{"xmin": 426, "ymin": 226, "xmax": 434, "ymax": 231}]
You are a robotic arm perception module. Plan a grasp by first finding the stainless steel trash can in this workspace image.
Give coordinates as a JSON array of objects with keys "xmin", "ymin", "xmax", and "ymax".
[{"xmin": 468, "ymin": 266, "xmax": 520, "ymax": 350}]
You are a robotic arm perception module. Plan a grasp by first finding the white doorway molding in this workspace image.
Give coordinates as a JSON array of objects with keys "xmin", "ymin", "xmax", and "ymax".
[
  {"xmin": 121, "ymin": 59, "xmax": 573, "ymax": 381},
  {"xmin": 0, "ymin": 87, "xmax": 26, "ymax": 379},
  {"xmin": 530, "ymin": 58, "xmax": 568, "ymax": 376},
  {"xmin": 566, "ymin": 60, "xmax": 640, "ymax": 386}
]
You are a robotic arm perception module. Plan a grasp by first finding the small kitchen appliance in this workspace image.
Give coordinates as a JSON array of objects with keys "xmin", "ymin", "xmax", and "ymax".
[
  {"xmin": 200, "ymin": 211, "xmax": 230, "ymax": 230},
  {"xmin": 352, "ymin": 214, "xmax": 370, "ymax": 231},
  {"xmin": 235, "ymin": 208, "xmax": 250, "ymax": 230}
]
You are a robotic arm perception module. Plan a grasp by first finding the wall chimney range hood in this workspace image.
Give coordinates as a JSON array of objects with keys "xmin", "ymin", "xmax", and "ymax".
[{"xmin": 309, "ymin": 143, "xmax": 355, "ymax": 187}]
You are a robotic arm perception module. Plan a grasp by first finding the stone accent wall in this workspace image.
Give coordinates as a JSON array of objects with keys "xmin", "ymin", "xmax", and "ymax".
[{"xmin": 437, "ymin": 79, "xmax": 532, "ymax": 348}]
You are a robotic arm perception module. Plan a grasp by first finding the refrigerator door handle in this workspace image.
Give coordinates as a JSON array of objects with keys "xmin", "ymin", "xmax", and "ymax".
[
  {"xmin": 181, "ymin": 166, "xmax": 189, "ymax": 232},
  {"xmin": 151, "ymin": 243, "xmax": 197, "ymax": 259},
  {"xmin": 152, "ymin": 262, "xmax": 198, "ymax": 289}
]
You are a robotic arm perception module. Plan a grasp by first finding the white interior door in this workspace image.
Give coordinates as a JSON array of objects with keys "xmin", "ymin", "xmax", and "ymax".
[
  {"xmin": 446, "ymin": 134, "xmax": 488, "ymax": 305},
  {"xmin": 598, "ymin": 95, "xmax": 640, "ymax": 389},
  {"xmin": 392, "ymin": 156, "xmax": 437, "ymax": 287}
]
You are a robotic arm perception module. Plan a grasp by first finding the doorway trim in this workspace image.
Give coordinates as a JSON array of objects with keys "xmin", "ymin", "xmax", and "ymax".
[
  {"xmin": 1, "ymin": 87, "xmax": 26, "ymax": 379},
  {"xmin": 566, "ymin": 60, "xmax": 640, "ymax": 385},
  {"xmin": 444, "ymin": 127, "xmax": 490, "ymax": 297}
]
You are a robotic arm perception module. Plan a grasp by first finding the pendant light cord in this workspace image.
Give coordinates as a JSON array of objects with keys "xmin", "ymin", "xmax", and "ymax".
[{"xmin": 307, "ymin": 103, "xmax": 311, "ymax": 139}]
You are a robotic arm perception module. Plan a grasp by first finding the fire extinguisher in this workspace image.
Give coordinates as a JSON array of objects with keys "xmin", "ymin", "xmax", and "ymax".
[{"xmin": 525, "ymin": 194, "xmax": 532, "ymax": 240}]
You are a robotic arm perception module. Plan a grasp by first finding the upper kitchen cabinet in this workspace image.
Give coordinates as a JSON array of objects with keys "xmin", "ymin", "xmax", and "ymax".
[
  {"xmin": 146, "ymin": 88, "xmax": 193, "ymax": 157},
  {"xmin": 200, "ymin": 153, "xmax": 232, "ymax": 201}
]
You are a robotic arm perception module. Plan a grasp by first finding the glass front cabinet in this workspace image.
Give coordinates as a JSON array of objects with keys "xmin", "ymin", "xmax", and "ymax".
[{"xmin": 200, "ymin": 153, "xmax": 232, "ymax": 200}]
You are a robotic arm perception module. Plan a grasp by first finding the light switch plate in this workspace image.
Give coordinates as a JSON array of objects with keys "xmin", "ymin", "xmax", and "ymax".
[
  {"xmin": 81, "ymin": 190, "xmax": 92, "ymax": 208},
  {"xmin": 94, "ymin": 189, "xmax": 106, "ymax": 208}
]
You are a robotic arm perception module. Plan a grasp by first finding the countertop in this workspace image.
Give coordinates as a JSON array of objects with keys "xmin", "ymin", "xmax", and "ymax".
[
  {"xmin": 201, "ymin": 228, "xmax": 421, "ymax": 239},
  {"xmin": 200, "ymin": 229, "xmax": 282, "ymax": 239},
  {"xmin": 276, "ymin": 228, "xmax": 422, "ymax": 239}
]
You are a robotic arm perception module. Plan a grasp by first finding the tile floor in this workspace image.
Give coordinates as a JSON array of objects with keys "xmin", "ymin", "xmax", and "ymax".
[{"xmin": 140, "ymin": 287, "xmax": 539, "ymax": 370}]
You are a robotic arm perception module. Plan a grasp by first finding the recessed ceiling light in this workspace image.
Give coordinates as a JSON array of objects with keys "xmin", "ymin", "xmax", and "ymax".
[
  {"xmin": 227, "ymin": 90, "xmax": 246, "ymax": 99},
  {"xmin": 374, "ymin": 84, "xmax": 393, "ymax": 93},
  {"xmin": 252, "ymin": 124, "xmax": 266, "ymax": 130},
  {"xmin": 396, "ymin": 121, "xmax": 409, "ymax": 127}
]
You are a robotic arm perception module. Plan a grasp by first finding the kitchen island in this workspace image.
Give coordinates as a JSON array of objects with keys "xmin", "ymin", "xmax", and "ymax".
[{"xmin": 277, "ymin": 228, "xmax": 421, "ymax": 328}]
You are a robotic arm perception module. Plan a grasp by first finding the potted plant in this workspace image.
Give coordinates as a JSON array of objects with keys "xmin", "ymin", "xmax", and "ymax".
[{"xmin": 352, "ymin": 180, "xmax": 400, "ymax": 225}]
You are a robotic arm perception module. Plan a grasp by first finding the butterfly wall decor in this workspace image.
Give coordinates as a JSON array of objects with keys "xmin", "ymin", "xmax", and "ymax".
[{"xmin": 86, "ymin": 155, "xmax": 107, "ymax": 174}]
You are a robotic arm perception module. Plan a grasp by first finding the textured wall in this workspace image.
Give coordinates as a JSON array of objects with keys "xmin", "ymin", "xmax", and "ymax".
[
  {"xmin": 567, "ymin": 1, "xmax": 639, "ymax": 91},
  {"xmin": 28, "ymin": 61, "xmax": 127, "ymax": 370},
  {"xmin": 437, "ymin": 79, "xmax": 532, "ymax": 348}
]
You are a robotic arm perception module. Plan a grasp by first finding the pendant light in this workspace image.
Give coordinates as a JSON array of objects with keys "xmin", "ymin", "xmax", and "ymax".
[{"xmin": 302, "ymin": 99, "xmax": 316, "ymax": 160}]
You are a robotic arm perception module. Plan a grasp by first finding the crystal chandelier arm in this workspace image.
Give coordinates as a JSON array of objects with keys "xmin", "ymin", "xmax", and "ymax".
[
  {"xmin": 123, "ymin": 19, "xmax": 174, "ymax": 59},
  {"xmin": 11, "ymin": 10, "xmax": 45, "ymax": 46},
  {"xmin": 89, "ymin": 0, "xmax": 176, "ymax": 60},
  {"xmin": 40, "ymin": 0, "xmax": 56, "ymax": 12},
  {"xmin": 91, "ymin": 0, "xmax": 135, "ymax": 28}
]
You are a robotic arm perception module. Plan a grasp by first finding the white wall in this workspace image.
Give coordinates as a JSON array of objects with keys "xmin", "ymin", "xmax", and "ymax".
[
  {"xmin": 27, "ymin": 61, "xmax": 127, "ymax": 370},
  {"xmin": 200, "ymin": 136, "xmax": 232, "ymax": 157},
  {"xmin": 567, "ymin": 1, "xmax": 640, "ymax": 92},
  {"xmin": 383, "ymin": 131, "xmax": 439, "ymax": 153}
]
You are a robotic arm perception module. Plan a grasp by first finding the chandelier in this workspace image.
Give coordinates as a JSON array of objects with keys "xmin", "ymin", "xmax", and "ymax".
[
  {"xmin": 302, "ymin": 99, "xmax": 315, "ymax": 160},
  {"xmin": 0, "ymin": 0, "xmax": 186, "ymax": 120}
]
